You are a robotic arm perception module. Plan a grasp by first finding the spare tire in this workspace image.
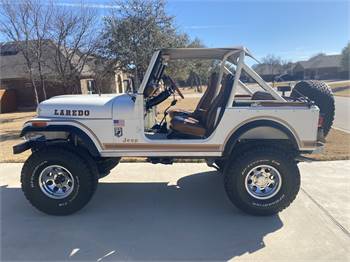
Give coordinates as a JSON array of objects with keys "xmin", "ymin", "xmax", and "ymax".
[{"xmin": 291, "ymin": 80, "xmax": 334, "ymax": 137}]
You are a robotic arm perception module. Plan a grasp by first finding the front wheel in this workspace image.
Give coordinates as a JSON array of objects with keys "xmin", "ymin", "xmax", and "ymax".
[
  {"xmin": 224, "ymin": 147, "xmax": 300, "ymax": 216},
  {"xmin": 21, "ymin": 147, "xmax": 98, "ymax": 215},
  {"xmin": 96, "ymin": 157, "xmax": 121, "ymax": 179}
]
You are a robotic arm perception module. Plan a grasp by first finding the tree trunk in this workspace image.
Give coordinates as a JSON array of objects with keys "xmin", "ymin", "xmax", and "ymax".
[
  {"xmin": 28, "ymin": 70, "xmax": 40, "ymax": 106},
  {"xmin": 38, "ymin": 63, "xmax": 47, "ymax": 100},
  {"xmin": 40, "ymin": 76, "xmax": 47, "ymax": 100},
  {"xmin": 195, "ymin": 75, "xmax": 200, "ymax": 93},
  {"xmin": 134, "ymin": 67, "xmax": 141, "ymax": 89}
]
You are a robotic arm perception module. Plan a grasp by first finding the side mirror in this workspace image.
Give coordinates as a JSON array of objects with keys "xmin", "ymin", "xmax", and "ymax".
[{"xmin": 277, "ymin": 85, "xmax": 291, "ymax": 96}]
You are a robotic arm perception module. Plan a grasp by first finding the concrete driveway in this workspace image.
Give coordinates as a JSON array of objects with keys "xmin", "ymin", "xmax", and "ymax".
[{"xmin": 1, "ymin": 162, "xmax": 349, "ymax": 261}]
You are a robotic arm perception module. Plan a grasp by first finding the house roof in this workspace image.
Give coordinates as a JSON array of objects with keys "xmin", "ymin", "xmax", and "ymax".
[
  {"xmin": 0, "ymin": 42, "xmax": 29, "ymax": 79},
  {"xmin": 0, "ymin": 40, "xmax": 95, "ymax": 80},
  {"xmin": 296, "ymin": 54, "xmax": 342, "ymax": 70}
]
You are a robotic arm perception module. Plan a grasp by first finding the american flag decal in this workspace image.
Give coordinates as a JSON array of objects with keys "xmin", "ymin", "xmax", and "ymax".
[{"xmin": 113, "ymin": 120, "xmax": 125, "ymax": 127}]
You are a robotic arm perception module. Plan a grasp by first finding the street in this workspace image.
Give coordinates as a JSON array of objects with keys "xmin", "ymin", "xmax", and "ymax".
[
  {"xmin": 1, "ymin": 162, "xmax": 349, "ymax": 261},
  {"xmin": 334, "ymin": 96, "xmax": 350, "ymax": 132}
]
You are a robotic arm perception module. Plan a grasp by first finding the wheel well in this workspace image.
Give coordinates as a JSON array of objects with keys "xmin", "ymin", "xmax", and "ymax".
[
  {"xmin": 223, "ymin": 120, "xmax": 299, "ymax": 157},
  {"xmin": 20, "ymin": 125, "xmax": 100, "ymax": 157}
]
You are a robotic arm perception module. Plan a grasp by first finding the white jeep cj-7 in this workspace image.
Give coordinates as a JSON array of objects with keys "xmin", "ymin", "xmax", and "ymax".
[{"xmin": 14, "ymin": 47, "xmax": 335, "ymax": 216}]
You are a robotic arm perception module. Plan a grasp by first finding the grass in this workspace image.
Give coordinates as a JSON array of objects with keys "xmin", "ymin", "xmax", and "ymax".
[
  {"xmin": 156, "ymin": 96, "xmax": 200, "ymax": 121},
  {"xmin": 1, "ymin": 106, "xmax": 349, "ymax": 162},
  {"xmin": 269, "ymin": 80, "xmax": 350, "ymax": 97},
  {"xmin": 309, "ymin": 128, "xmax": 350, "ymax": 161},
  {"xmin": 266, "ymin": 80, "xmax": 350, "ymax": 97},
  {"xmin": 327, "ymin": 80, "xmax": 350, "ymax": 97},
  {"xmin": 327, "ymin": 80, "xmax": 350, "ymax": 88},
  {"xmin": 330, "ymin": 88, "xmax": 350, "ymax": 97},
  {"xmin": 0, "ymin": 111, "xmax": 36, "ymax": 163}
]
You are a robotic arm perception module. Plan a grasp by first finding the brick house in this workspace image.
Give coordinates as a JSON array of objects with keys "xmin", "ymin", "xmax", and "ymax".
[
  {"xmin": 0, "ymin": 41, "xmax": 128, "ymax": 109},
  {"xmin": 253, "ymin": 54, "xmax": 349, "ymax": 81},
  {"xmin": 292, "ymin": 54, "xmax": 348, "ymax": 80}
]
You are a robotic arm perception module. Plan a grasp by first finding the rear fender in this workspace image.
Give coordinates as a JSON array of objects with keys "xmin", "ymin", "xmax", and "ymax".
[{"xmin": 223, "ymin": 120, "xmax": 299, "ymax": 156}]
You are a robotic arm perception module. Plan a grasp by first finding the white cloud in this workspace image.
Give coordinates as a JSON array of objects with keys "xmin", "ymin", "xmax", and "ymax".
[{"xmin": 55, "ymin": 3, "xmax": 120, "ymax": 9}]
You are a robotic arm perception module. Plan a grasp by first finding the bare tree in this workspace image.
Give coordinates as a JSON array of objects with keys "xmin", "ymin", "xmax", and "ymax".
[
  {"xmin": 49, "ymin": 5, "xmax": 99, "ymax": 93},
  {"xmin": 30, "ymin": 1, "xmax": 54, "ymax": 99},
  {"xmin": 261, "ymin": 54, "xmax": 283, "ymax": 77},
  {"xmin": 0, "ymin": 0, "xmax": 52, "ymax": 104}
]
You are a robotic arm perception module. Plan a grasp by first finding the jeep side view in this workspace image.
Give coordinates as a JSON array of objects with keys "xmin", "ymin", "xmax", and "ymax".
[{"xmin": 14, "ymin": 47, "xmax": 335, "ymax": 216}]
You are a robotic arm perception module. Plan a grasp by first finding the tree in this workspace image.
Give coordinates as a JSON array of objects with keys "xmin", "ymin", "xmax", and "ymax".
[
  {"xmin": 49, "ymin": 5, "xmax": 100, "ymax": 93},
  {"xmin": 186, "ymin": 38, "xmax": 211, "ymax": 92},
  {"xmin": 261, "ymin": 54, "xmax": 283, "ymax": 76},
  {"xmin": 0, "ymin": 0, "xmax": 100, "ymax": 103},
  {"xmin": 0, "ymin": 0, "xmax": 53, "ymax": 104},
  {"xmin": 165, "ymin": 37, "xmax": 212, "ymax": 92},
  {"xmin": 341, "ymin": 43, "xmax": 350, "ymax": 72},
  {"xmin": 100, "ymin": 0, "xmax": 187, "ymax": 87}
]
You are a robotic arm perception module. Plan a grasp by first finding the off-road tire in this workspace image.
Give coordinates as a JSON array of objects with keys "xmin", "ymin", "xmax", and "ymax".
[
  {"xmin": 96, "ymin": 157, "xmax": 121, "ymax": 179},
  {"xmin": 223, "ymin": 147, "xmax": 300, "ymax": 216},
  {"xmin": 291, "ymin": 80, "xmax": 334, "ymax": 136},
  {"xmin": 21, "ymin": 147, "xmax": 98, "ymax": 215}
]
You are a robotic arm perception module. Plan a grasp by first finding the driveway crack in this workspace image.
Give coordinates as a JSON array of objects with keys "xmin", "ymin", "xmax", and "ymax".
[{"xmin": 301, "ymin": 187, "xmax": 350, "ymax": 238}]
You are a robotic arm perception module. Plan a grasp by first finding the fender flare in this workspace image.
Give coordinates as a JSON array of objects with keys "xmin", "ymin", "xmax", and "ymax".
[
  {"xmin": 20, "ymin": 124, "xmax": 100, "ymax": 157},
  {"xmin": 223, "ymin": 120, "xmax": 299, "ymax": 156}
]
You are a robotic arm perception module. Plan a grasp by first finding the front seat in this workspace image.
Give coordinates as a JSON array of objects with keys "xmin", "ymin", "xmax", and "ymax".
[
  {"xmin": 168, "ymin": 72, "xmax": 219, "ymax": 123},
  {"xmin": 170, "ymin": 74, "xmax": 234, "ymax": 138}
]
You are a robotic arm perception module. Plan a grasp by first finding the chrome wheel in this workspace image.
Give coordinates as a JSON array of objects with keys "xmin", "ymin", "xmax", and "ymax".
[
  {"xmin": 245, "ymin": 165, "xmax": 282, "ymax": 200},
  {"xmin": 38, "ymin": 165, "xmax": 75, "ymax": 199}
]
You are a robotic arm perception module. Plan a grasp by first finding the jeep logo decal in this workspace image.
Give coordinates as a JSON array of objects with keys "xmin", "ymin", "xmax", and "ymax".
[{"xmin": 54, "ymin": 109, "xmax": 90, "ymax": 116}]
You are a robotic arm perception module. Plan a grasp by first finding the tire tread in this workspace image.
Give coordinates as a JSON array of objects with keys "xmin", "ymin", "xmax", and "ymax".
[{"xmin": 224, "ymin": 146, "xmax": 300, "ymax": 215}]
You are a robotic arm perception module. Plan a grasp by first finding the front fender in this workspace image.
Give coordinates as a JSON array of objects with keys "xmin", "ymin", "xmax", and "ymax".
[{"xmin": 18, "ymin": 124, "xmax": 100, "ymax": 157}]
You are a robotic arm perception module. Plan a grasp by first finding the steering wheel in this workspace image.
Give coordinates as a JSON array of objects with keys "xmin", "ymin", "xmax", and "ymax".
[{"xmin": 163, "ymin": 75, "xmax": 184, "ymax": 99}]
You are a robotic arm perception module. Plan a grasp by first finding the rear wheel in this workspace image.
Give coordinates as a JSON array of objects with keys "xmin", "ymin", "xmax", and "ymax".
[
  {"xmin": 291, "ymin": 80, "xmax": 334, "ymax": 136},
  {"xmin": 224, "ymin": 147, "xmax": 300, "ymax": 216},
  {"xmin": 21, "ymin": 147, "xmax": 98, "ymax": 215}
]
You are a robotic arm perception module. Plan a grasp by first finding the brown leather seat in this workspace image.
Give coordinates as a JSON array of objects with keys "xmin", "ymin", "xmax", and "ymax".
[
  {"xmin": 168, "ymin": 72, "xmax": 219, "ymax": 123},
  {"xmin": 170, "ymin": 74, "xmax": 234, "ymax": 138}
]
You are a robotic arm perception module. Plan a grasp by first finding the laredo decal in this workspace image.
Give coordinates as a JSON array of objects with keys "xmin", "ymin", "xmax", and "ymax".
[{"xmin": 54, "ymin": 109, "xmax": 90, "ymax": 117}]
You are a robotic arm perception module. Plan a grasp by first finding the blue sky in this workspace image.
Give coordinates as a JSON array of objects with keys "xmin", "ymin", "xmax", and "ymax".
[
  {"xmin": 4, "ymin": 0, "xmax": 350, "ymax": 62},
  {"xmin": 168, "ymin": 0, "xmax": 349, "ymax": 62}
]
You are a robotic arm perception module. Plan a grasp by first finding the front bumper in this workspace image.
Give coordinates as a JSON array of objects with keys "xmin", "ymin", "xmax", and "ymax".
[{"xmin": 13, "ymin": 135, "xmax": 46, "ymax": 154}]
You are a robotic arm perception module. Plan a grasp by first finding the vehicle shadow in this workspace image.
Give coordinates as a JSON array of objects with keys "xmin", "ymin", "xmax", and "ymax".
[{"xmin": 1, "ymin": 170, "xmax": 283, "ymax": 261}]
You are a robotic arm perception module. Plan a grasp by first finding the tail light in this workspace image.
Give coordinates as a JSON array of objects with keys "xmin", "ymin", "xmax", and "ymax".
[{"xmin": 318, "ymin": 115, "xmax": 324, "ymax": 128}]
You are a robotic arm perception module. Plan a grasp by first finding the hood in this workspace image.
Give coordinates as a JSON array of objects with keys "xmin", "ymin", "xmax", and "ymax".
[{"xmin": 37, "ymin": 94, "xmax": 125, "ymax": 119}]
